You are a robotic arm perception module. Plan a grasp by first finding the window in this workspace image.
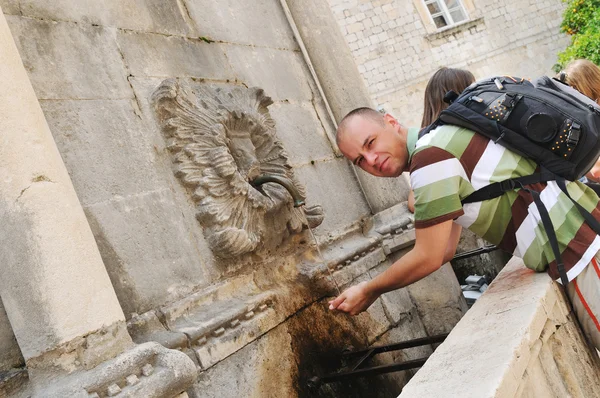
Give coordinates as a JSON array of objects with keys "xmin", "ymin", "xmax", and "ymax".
[{"xmin": 424, "ymin": 0, "xmax": 468, "ymax": 29}]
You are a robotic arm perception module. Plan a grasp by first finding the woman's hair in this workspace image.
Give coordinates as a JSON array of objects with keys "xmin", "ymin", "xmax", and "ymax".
[
  {"xmin": 421, "ymin": 67, "xmax": 476, "ymax": 128},
  {"xmin": 562, "ymin": 59, "xmax": 600, "ymax": 105}
]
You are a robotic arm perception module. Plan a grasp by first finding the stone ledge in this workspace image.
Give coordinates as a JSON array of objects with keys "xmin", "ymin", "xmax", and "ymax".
[
  {"xmin": 306, "ymin": 202, "xmax": 415, "ymax": 285},
  {"xmin": 127, "ymin": 202, "xmax": 417, "ymax": 371},
  {"xmin": 38, "ymin": 342, "xmax": 196, "ymax": 398},
  {"xmin": 128, "ymin": 276, "xmax": 279, "ymax": 371},
  {"xmin": 163, "ymin": 291, "xmax": 277, "ymax": 370},
  {"xmin": 424, "ymin": 17, "xmax": 485, "ymax": 42},
  {"xmin": 399, "ymin": 257, "xmax": 600, "ymax": 397}
]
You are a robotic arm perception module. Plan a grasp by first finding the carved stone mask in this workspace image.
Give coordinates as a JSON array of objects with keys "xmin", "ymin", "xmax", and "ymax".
[
  {"xmin": 225, "ymin": 126, "xmax": 261, "ymax": 181},
  {"xmin": 152, "ymin": 80, "xmax": 324, "ymax": 258}
]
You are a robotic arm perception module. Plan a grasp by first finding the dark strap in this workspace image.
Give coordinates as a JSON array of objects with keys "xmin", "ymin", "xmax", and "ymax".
[
  {"xmin": 461, "ymin": 170, "xmax": 555, "ymax": 204},
  {"xmin": 462, "ymin": 171, "xmax": 600, "ymax": 285},
  {"xmin": 556, "ymin": 178, "xmax": 600, "ymax": 235},
  {"xmin": 585, "ymin": 181, "xmax": 600, "ymax": 196},
  {"xmin": 567, "ymin": 122, "xmax": 581, "ymax": 147},
  {"xmin": 418, "ymin": 120, "xmax": 442, "ymax": 139},
  {"xmin": 499, "ymin": 94, "xmax": 522, "ymax": 123},
  {"xmin": 461, "ymin": 170, "xmax": 580, "ymax": 285},
  {"xmin": 521, "ymin": 184, "xmax": 569, "ymax": 286}
]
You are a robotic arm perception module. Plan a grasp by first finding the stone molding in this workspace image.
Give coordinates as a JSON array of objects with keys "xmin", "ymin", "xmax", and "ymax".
[
  {"xmin": 13, "ymin": 322, "xmax": 196, "ymax": 397},
  {"xmin": 160, "ymin": 286, "xmax": 276, "ymax": 370},
  {"xmin": 128, "ymin": 277, "xmax": 279, "ymax": 371},
  {"xmin": 128, "ymin": 203, "xmax": 416, "ymax": 370},
  {"xmin": 151, "ymin": 79, "xmax": 323, "ymax": 258},
  {"xmin": 37, "ymin": 342, "xmax": 196, "ymax": 398},
  {"xmin": 424, "ymin": 17, "xmax": 485, "ymax": 41}
]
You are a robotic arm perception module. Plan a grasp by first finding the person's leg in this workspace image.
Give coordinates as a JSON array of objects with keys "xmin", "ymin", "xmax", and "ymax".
[{"xmin": 565, "ymin": 256, "xmax": 600, "ymax": 351}]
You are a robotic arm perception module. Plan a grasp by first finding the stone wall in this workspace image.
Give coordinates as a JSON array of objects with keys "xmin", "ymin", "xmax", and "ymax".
[
  {"xmin": 0, "ymin": 0, "xmax": 375, "ymax": 319},
  {"xmin": 328, "ymin": 0, "xmax": 571, "ymax": 126},
  {"xmin": 0, "ymin": 1, "xmax": 463, "ymax": 397},
  {"xmin": 400, "ymin": 257, "xmax": 600, "ymax": 397}
]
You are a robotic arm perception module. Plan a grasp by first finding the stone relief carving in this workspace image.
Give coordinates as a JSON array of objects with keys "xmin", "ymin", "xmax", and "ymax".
[
  {"xmin": 152, "ymin": 79, "xmax": 324, "ymax": 258},
  {"xmin": 42, "ymin": 342, "xmax": 196, "ymax": 397}
]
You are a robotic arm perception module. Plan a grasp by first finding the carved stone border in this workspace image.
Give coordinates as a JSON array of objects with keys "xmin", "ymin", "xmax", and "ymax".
[
  {"xmin": 40, "ymin": 343, "xmax": 196, "ymax": 398},
  {"xmin": 127, "ymin": 205, "xmax": 417, "ymax": 373},
  {"xmin": 128, "ymin": 281, "xmax": 279, "ymax": 371}
]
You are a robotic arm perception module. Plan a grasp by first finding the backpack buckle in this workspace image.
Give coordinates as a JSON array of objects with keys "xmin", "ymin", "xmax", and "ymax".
[
  {"xmin": 567, "ymin": 122, "xmax": 581, "ymax": 147},
  {"xmin": 501, "ymin": 93, "xmax": 522, "ymax": 110},
  {"xmin": 502, "ymin": 93, "xmax": 516, "ymax": 108},
  {"xmin": 499, "ymin": 179, "xmax": 516, "ymax": 192}
]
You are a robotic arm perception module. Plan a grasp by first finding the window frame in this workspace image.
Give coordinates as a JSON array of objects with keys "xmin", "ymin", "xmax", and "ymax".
[{"xmin": 423, "ymin": 0, "xmax": 469, "ymax": 30}]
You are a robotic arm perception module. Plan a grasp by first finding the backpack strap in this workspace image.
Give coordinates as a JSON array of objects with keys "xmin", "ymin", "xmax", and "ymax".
[
  {"xmin": 462, "ymin": 171, "xmax": 600, "ymax": 285},
  {"xmin": 418, "ymin": 119, "xmax": 443, "ymax": 139},
  {"xmin": 585, "ymin": 181, "xmax": 600, "ymax": 196},
  {"xmin": 461, "ymin": 169, "xmax": 555, "ymax": 204},
  {"xmin": 460, "ymin": 169, "xmax": 569, "ymax": 285},
  {"xmin": 521, "ymin": 184, "xmax": 569, "ymax": 286},
  {"xmin": 550, "ymin": 177, "xmax": 600, "ymax": 286},
  {"xmin": 556, "ymin": 178, "xmax": 600, "ymax": 236}
]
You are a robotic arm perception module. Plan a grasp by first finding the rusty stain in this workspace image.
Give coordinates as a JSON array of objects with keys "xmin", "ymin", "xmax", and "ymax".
[{"xmin": 285, "ymin": 302, "xmax": 404, "ymax": 397}]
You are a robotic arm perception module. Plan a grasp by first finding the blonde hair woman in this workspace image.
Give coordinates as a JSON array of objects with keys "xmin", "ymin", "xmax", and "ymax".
[
  {"xmin": 560, "ymin": 60, "xmax": 600, "ymax": 182},
  {"xmin": 561, "ymin": 59, "xmax": 600, "ymax": 105}
]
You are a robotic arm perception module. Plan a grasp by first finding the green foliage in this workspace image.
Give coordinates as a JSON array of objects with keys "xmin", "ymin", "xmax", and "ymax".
[
  {"xmin": 554, "ymin": 0, "xmax": 600, "ymax": 72},
  {"xmin": 557, "ymin": 26, "xmax": 600, "ymax": 67},
  {"xmin": 560, "ymin": 0, "xmax": 600, "ymax": 35}
]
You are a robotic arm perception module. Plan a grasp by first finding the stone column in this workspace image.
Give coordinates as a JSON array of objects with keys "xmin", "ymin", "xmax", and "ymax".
[
  {"xmin": 283, "ymin": 0, "xmax": 411, "ymax": 213},
  {"xmin": 0, "ymin": 12, "xmax": 195, "ymax": 397},
  {"xmin": 0, "ymin": 8, "xmax": 129, "ymax": 368}
]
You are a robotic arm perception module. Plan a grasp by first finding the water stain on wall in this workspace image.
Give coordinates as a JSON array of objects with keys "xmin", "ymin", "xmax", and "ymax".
[{"xmin": 286, "ymin": 300, "xmax": 403, "ymax": 398}]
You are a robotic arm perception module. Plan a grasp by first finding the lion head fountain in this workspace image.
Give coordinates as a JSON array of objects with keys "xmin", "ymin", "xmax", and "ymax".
[{"xmin": 152, "ymin": 80, "xmax": 324, "ymax": 258}]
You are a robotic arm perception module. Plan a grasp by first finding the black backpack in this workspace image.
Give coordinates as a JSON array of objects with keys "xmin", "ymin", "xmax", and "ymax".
[{"xmin": 421, "ymin": 75, "xmax": 600, "ymax": 286}]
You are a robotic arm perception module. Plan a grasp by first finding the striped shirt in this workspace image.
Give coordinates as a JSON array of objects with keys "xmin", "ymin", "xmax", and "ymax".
[{"xmin": 408, "ymin": 125, "xmax": 600, "ymax": 282}]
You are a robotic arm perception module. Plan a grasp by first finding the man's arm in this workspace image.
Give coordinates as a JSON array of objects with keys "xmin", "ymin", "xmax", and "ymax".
[
  {"xmin": 329, "ymin": 219, "xmax": 459, "ymax": 315},
  {"xmin": 443, "ymin": 222, "xmax": 462, "ymax": 263},
  {"xmin": 407, "ymin": 190, "xmax": 415, "ymax": 213}
]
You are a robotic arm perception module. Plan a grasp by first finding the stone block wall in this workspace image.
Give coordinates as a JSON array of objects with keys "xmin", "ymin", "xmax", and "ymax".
[
  {"xmin": 0, "ymin": 1, "xmax": 467, "ymax": 396},
  {"xmin": 189, "ymin": 251, "xmax": 464, "ymax": 398},
  {"xmin": 1, "ymin": 0, "xmax": 371, "ymax": 319},
  {"xmin": 400, "ymin": 257, "xmax": 600, "ymax": 397},
  {"xmin": 328, "ymin": 0, "xmax": 571, "ymax": 126}
]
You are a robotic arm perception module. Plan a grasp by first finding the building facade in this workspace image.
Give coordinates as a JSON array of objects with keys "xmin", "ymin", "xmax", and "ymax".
[{"xmin": 329, "ymin": 0, "xmax": 570, "ymax": 126}]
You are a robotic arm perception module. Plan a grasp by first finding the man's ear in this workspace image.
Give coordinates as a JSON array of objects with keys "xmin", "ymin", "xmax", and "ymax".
[{"xmin": 383, "ymin": 113, "xmax": 398, "ymax": 127}]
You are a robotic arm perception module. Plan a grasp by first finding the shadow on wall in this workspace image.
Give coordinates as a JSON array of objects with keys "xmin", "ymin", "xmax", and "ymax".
[{"xmin": 287, "ymin": 301, "xmax": 405, "ymax": 398}]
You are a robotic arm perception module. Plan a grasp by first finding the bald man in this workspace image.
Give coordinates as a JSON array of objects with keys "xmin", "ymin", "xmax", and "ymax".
[
  {"xmin": 330, "ymin": 107, "xmax": 462, "ymax": 315},
  {"xmin": 330, "ymin": 107, "xmax": 600, "ymax": 351}
]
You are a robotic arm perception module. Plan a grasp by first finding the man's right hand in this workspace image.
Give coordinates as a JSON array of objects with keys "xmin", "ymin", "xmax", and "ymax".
[
  {"xmin": 328, "ymin": 281, "xmax": 379, "ymax": 315},
  {"xmin": 329, "ymin": 220, "xmax": 457, "ymax": 317}
]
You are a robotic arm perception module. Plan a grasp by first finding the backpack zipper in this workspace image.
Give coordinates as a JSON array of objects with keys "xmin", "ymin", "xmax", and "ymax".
[{"xmin": 472, "ymin": 88, "xmax": 584, "ymax": 124}]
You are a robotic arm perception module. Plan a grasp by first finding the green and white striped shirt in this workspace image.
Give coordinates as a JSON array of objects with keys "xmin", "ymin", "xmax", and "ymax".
[{"xmin": 408, "ymin": 125, "xmax": 600, "ymax": 281}]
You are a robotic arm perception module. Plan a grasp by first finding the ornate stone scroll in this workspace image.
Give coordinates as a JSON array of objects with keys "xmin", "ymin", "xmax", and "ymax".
[
  {"xmin": 41, "ymin": 342, "xmax": 196, "ymax": 397},
  {"xmin": 152, "ymin": 80, "xmax": 323, "ymax": 258}
]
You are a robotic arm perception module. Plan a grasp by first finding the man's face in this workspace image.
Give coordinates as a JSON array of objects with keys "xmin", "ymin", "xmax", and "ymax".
[{"xmin": 338, "ymin": 114, "xmax": 407, "ymax": 177}]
